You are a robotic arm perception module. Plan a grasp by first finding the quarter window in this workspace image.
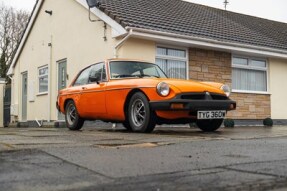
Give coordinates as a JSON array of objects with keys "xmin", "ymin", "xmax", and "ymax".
[
  {"xmin": 232, "ymin": 56, "xmax": 267, "ymax": 92},
  {"xmin": 38, "ymin": 66, "xmax": 48, "ymax": 93},
  {"xmin": 156, "ymin": 46, "xmax": 187, "ymax": 79},
  {"xmin": 74, "ymin": 66, "xmax": 92, "ymax": 86},
  {"xmin": 89, "ymin": 63, "xmax": 106, "ymax": 83}
]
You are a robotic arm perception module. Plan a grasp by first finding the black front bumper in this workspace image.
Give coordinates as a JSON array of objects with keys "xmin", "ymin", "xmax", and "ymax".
[
  {"xmin": 150, "ymin": 99, "xmax": 236, "ymax": 111},
  {"xmin": 150, "ymin": 93, "xmax": 236, "ymax": 111}
]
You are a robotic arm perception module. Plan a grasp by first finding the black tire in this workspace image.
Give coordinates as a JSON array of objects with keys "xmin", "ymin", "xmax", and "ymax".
[
  {"xmin": 196, "ymin": 119, "xmax": 223, "ymax": 132},
  {"xmin": 127, "ymin": 92, "xmax": 156, "ymax": 133},
  {"xmin": 65, "ymin": 100, "xmax": 84, "ymax": 131},
  {"xmin": 122, "ymin": 121, "xmax": 132, "ymax": 131}
]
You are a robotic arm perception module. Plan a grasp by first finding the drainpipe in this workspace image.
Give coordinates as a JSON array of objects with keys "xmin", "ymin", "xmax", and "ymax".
[
  {"xmin": 47, "ymin": 36, "xmax": 53, "ymax": 123},
  {"xmin": 114, "ymin": 29, "xmax": 133, "ymax": 58}
]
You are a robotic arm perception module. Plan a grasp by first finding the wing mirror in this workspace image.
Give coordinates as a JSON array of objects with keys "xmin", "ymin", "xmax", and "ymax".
[{"xmin": 89, "ymin": 76, "xmax": 100, "ymax": 84}]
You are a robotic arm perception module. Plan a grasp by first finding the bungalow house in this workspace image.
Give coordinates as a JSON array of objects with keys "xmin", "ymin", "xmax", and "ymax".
[{"xmin": 7, "ymin": 0, "xmax": 287, "ymax": 126}]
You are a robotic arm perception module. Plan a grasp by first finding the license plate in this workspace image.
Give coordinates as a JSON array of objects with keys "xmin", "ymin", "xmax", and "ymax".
[{"xmin": 197, "ymin": 110, "xmax": 226, "ymax": 119}]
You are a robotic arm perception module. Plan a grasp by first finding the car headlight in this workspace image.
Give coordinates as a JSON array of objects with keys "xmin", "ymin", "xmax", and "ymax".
[
  {"xmin": 221, "ymin": 84, "xmax": 231, "ymax": 97},
  {"xmin": 157, "ymin": 82, "xmax": 170, "ymax": 97}
]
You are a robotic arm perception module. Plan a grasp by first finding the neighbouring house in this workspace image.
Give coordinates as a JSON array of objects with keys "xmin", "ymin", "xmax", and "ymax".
[{"xmin": 7, "ymin": 0, "xmax": 287, "ymax": 126}]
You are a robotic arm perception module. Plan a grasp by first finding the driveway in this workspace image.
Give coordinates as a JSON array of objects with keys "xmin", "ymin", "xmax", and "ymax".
[{"xmin": 1, "ymin": 125, "xmax": 287, "ymax": 190}]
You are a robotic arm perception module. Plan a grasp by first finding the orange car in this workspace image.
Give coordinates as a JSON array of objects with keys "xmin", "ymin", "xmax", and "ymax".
[{"xmin": 57, "ymin": 59, "xmax": 236, "ymax": 133}]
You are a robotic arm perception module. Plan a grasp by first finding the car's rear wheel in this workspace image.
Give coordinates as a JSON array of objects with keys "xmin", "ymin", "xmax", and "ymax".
[
  {"xmin": 196, "ymin": 119, "xmax": 223, "ymax": 132},
  {"xmin": 127, "ymin": 92, "xmax": 156, "ymax": 133},
  {"xmin": 65, "ymin": 100, "xmax": 84, "ymax": 131}
]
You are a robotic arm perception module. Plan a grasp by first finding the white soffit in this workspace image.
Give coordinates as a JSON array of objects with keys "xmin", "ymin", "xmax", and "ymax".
[
  {"xmin": 75, "ymin": 0, "xmax": 127, "ymax": 38},
  {"xmin": 129, "ymin": 28, "xmax": 287, "ymax": 59}
]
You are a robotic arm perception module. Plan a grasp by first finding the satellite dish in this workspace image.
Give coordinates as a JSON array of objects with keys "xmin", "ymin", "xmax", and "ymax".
[{"xmin": 86, "ymin": 0, "xmax": 97, "ymax": 8}]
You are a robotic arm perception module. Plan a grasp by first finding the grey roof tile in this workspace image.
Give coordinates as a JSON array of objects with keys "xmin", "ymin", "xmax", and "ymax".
[{"xmin": 95, "ymin": 0, "xmax": 287, "ymax": 51}]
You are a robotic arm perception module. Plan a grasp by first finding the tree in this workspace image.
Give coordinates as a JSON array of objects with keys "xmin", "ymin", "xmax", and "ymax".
[{"xmin": 0, "ymin": 3, "xmax": 30, "ymax": 82}]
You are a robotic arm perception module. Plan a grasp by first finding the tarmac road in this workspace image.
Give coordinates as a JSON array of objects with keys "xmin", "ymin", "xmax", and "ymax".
[{"xmin": 1, "ymin": 124, "xmax": 287, "ymax": 191}]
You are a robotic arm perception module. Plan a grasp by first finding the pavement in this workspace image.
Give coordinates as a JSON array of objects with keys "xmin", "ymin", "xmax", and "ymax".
[{"xmin": 1, "ymin": 124, "xmax": 287, "ymax": 190}]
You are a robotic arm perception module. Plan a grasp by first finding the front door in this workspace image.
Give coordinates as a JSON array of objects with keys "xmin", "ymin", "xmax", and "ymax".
[
  {"xmin": 58, "ymin": 60, "xmax": 67, "ymax": 120},
  {"xmin": 22, "ymin": 72, "xmax": 28, "ymax": 121},
  {"xmin": 78, "ymin": 62, "xmax": 107, "ymax": 118}
]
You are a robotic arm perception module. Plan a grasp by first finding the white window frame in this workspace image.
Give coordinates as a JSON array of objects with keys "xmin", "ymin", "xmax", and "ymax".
[
  {"xmin": 38, "ymin": 65, "xmax": 49, "ymax": 95},
  {"xmin": 155, "ymin": 44, "xmax": 189, "ymax": 79},
  {"xmin": 232, "ymin": 55, "xmax": 269, "ymax": 94}
]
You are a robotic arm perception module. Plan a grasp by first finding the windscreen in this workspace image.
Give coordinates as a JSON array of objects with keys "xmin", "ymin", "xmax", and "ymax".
[{"xmin": 109, "ymin": 61, "xmax": 168, "ymax": 79}]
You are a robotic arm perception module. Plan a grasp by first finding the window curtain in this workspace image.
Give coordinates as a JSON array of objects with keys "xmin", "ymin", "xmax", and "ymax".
[
  {"xmin": 156, "ymin": 47, "xmax": 186, "ymax": 79},
  {"xmin": 232, "ymin": 68, "xmax": 267, "ymax": 91}
]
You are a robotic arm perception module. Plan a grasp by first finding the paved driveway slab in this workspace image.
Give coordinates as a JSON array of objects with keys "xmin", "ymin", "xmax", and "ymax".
[{"xmin": 1, "ymin": 126, "xmax": 287, "ymax": 190}]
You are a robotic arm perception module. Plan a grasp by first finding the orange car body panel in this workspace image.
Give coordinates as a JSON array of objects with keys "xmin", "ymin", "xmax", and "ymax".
[{"xmin": 58, "ymin": 59, "xmax": 230, "ymax": 121}]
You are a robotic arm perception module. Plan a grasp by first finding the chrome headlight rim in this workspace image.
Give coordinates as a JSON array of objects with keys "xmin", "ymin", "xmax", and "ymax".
[
  {"xmin": 221, "ymin": 84, "xmax": 231, "ymax": 97},
  {"xmin": 157, "ymin": 82, "xmax": 170, "ymax": 97}
]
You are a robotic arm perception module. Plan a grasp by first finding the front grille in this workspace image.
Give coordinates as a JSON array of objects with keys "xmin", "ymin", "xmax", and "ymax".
[
  {"xmin": 181, "ymin": 94, "xmax": 205, "ymax": 100},
  {"xmin": 180, "ymin": 93, "xmax": 228, "ymax": 101},
  {"xmin": 210, "ymin": 94, "xmax": 228, "ymax": 100}
]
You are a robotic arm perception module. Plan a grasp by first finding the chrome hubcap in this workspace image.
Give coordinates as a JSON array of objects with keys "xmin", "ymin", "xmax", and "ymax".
[
  {"xmin": 131, "ymin": 99, "xmax": 146, "ymax": 128},
  {"xmin": 67, "ymin": 104, "xmax": 76, "ymax": 125}
]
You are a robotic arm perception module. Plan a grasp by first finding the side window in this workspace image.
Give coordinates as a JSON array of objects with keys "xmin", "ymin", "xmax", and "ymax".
[
  {"xmin": 73, "ymin": 66, "xmax": 91, "ymax": 86},
  {"xmin": 89, "ymin": 63, "xmax": 106, "ymax": 83}
]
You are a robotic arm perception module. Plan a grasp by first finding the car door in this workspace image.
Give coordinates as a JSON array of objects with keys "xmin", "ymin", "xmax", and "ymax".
[
  {"xmin": 70, "ymin": 66, "xmax": 92, "ymax": 116},
  {"xmin": 78, "ymin": 62, "xmax": 107, "ymax": 118}
]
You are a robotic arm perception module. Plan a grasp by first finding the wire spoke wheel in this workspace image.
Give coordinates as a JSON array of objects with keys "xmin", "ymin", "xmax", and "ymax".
[
  {"xmin": 131, "ymin": 99, "xmax": 146, "ymax": 127},
  {"xmin": 65, "ymin": 100, "xmax": 84, "ymax": 131},
  {"xmin": 127, "ymin": 92, "xmax": 156, "ymax": 133},
  {"xmin": 67, "ymin": 104, "xmax": 77, "ymax": 125}
]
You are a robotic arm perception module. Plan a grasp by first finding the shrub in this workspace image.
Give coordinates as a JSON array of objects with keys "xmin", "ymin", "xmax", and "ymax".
[
  {"xmin": 263, "ymin": 118, "xmax": 273, "ymax": 127},
  {"xmin": 224, "ymin": 118, "xmax": 235, "ymax": 128}
]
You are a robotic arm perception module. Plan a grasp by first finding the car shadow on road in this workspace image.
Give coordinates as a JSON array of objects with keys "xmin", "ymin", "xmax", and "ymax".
[{"xmin": 93, "ymin": 126, "xmax": 225, "ymax": 137}]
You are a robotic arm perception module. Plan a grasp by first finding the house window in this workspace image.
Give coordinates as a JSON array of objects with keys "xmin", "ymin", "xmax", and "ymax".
[
  {"xmin": 156, "ymin": 46, "xmax": 187, "ymax": 79},
  {"xmin": 38, "ymin": 66, "xmax": 48, "ymax": 93},
  {"xmin": 232, "ymin": 56, "xmax": 268, "ymax": 93}
]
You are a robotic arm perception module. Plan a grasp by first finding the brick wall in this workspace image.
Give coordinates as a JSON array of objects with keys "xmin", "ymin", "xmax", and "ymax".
[
  {"xmin": 189, "ymin": 48, "xmax": 271, "ymax": 119},
  {"xmin": 228, "ymin": 93, "xmax": 271, "ymax": 119}
]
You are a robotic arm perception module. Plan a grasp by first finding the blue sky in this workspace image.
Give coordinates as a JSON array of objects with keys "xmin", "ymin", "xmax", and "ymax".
[{"xmin": 0, "ymin": 0, "xmax": 286, "ymax": 23}]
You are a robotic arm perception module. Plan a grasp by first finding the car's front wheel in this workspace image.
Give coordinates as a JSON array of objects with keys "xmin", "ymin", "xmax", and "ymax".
[
  {"xmin": 65, "ymin": 100, "xmax": 84, "ymax": 131},
  {"xmin": 122, "ymin": 121, "xmax": 132, "ymax": 131},
  {"xmin": 127, "ymin": 92, "xmax": 156, "ymax": 133},
  {"xmin": 196, "ymin": 119, "xmax": 223, "ymax": 132}
]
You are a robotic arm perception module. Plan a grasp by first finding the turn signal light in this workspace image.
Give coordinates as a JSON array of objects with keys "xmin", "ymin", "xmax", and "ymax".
[
  {"xmin": 229, "ymin": 103, "xmax": 236, "ymax": 110},
  {"xmin": 171, "ymin": 103, "xmax": 184, "ymax": 109}
]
